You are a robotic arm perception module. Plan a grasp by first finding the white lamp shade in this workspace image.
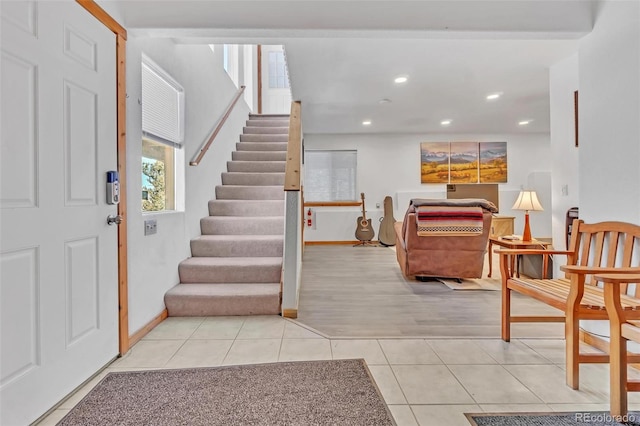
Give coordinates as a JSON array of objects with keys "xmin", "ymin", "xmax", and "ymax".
[{"xmin": 512, "ymin": 190, "xmax": 544, "ymax": 211}]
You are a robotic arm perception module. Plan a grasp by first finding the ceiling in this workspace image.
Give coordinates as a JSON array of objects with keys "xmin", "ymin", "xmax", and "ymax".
[{"xmin": 103, "ymin": 0, "xmax": 592, "ymax": 134}]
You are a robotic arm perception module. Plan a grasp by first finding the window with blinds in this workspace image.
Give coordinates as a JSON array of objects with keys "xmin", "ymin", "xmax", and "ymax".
[
  {"xmin": 304, "ymin": 150, "xmax": 357, "ymax": 201},
  {"xmin": 268, "ymin": 51, "xmax": 289, "ymax": 89},
  {"xmin": 141, "ymin": 55, "xmax": 185, "ymax": 145}
]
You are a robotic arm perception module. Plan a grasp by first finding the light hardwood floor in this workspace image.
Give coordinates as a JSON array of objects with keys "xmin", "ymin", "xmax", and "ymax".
[{"xmin": 296, "ymin": 245, "xmax": 564, "ymax": 339}]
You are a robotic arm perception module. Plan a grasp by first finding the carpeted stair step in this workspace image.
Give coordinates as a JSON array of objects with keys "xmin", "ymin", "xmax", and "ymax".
[
  {"xmin": 243, "ymin": 126, "xmax": 289, "ymax": 135},
  {"xmin": 240, "ymin": 134, "xmax": 289, "ymax": 142},
  {"xmin": 165, "ymin": 283, "xmax": 280, "ymax": 316},
  {"xmin": 236, "ymin": 142, "xmax": 288, "ymax": 151},
  {"xmin": 190, "ymin": 235, "xmax": 283, "ymax": 257},
  {"xmin": 201, "ymin": 216, "xmax": 284, "ymax": 235},
  {"xmin": 208, "ymin": 200, "xmax": 284, "ymax": 216},
  {"xmin": 178, "ymin": 257, "xmax": 282, "ymax": 283},
  {"xmin": 232, "ymin": 151, "xmax": 287, "ymax": 161},
  {"xmin": 246, "ymin": 119, "xmax": 290, "ymax": 127},
  {"xmin": 222, "ymin": 172, "xmax": 285, "ymax": 186},
  {"xmin": 215, "ymin": 185, "xmax": 284, "ymax": 200},
  {"xmin": 227, "ymin": 161, "xmax": 286, "ymax": 173},
  {"xmin": 249, "ymin": 113, "xmax": 289, "ymax": 120}
]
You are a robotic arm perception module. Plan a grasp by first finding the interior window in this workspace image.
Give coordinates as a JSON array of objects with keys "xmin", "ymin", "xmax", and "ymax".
[
  {"xmin": 141, "ymin": 138, "xmax": 175, "ymax": 211},
  {"xmin": 268, "ymin": 51, "xmax": 289, "ymax": 89},
  {"xmin": 141, "ymin": 55, "xmax": 184, "ymax": 212},
  {"xmin": 304, "ymin": 150, "xmax": 357, "ymax": 202}
]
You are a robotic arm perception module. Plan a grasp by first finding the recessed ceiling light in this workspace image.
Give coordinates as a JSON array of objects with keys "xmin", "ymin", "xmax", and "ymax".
[
  {"xmin": 440, "ymin": 119, "xmax": 452, "ymax": 126},
  {"xmin": 394, "ymin": 76, "xmax": 408, "ymax": 84},
  {"xmin": 362, "ymin": 120, "xmax": 372, "ymax": 126},
  {"xmin": 486, "ymin": 93, "xmax": 501, "ymax": 100},
  {"xmin": 518, "ymin": 120, "xmax": 531, "ymax": 126}
]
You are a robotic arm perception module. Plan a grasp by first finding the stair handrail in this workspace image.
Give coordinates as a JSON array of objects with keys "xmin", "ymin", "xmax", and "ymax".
[
  {"xmin": 189, "ymin": 85, "xmax": 246, "ymax": 166},
  {"xmin": 284, "ymin": 100, "xmax": 302, "ymax": 190}
]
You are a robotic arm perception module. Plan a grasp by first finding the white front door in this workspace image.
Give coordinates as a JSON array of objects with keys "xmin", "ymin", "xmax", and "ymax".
[
  {"xmin": 261, "ymin": 45, "xmax": 292, "ymax": 114},
  {"xmin": 0, "ymin": 2, "xmax": 118, "ymax": 424}
]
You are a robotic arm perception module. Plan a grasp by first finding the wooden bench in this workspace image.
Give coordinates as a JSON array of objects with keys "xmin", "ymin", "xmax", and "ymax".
[
  {"xmin": 499, "ymin": 219, "xmax": 640, "ymax": 390},
  {"xmin": 599, "ymin": 273, "xmax": 640, "ymax": 417}
]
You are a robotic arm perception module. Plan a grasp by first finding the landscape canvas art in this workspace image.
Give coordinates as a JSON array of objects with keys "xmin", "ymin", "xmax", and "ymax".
[
  {"xmin": 449, "ymin": 142, "xmax": 479, "ymax": 183},
  {"xmin": 479, "ymin": 142, "xmax": 507, "ymax": 183},
  {"xmin": 420, "ymin": 142, "xmax": 450, "ymax": 183},
  {"xmin": 420, "ymin": 141, "xmax": 508, "ymax": 184}
]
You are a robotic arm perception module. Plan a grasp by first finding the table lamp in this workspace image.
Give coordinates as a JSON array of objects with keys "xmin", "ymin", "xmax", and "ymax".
[{"xmin": 512, "ymin": 190, "xmax": 544, "ymax": 241}]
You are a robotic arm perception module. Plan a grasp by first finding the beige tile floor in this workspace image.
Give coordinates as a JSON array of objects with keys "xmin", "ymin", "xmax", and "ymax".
[{"xmin": 37, "ymin": 315, "xmax": 640, "ymax": 426}]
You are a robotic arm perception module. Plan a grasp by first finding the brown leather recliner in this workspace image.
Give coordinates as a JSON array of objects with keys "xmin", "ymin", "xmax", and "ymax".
[{"xmin": 394, "ymin": 199, "xmax": 496, "ymax": 279}]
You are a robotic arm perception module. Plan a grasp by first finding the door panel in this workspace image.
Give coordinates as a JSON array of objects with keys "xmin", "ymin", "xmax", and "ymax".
[
  {"xmin": 64, "ymin": 80, "xmax": 98, "ymax": 206},
  {"xmin": 0, "ymin": 247, "xmax": 40, "ymax": 386},
  {"xmin": 65, "ymin": 237, "xmax": 99, "ymax": 346},
  {"xmin": 0, "ymin": 2, "xmax": 118, "ymax": 424},
  {"xmin": 0, "ymin": 1, "xmax": 37, "ymax": 38},
  {"xmin": 0, "ymin": 51, "xmax": 37, "ymax": 208},
  {"xmin": 63, "ymin": 24, "xmax": 98, "ymax": 71}
]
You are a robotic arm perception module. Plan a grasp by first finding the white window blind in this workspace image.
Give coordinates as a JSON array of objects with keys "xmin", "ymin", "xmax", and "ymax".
[
  {"xmin": 268, "ymin": 51, "xmax": 289, "ymax": 89},
  {"xmin": 142, "ymin": 55, "xmax": 185, "ymax": 145},
  {"xmin": 304, "ymin": 150, "xmax": 357, "ymax": 201}
]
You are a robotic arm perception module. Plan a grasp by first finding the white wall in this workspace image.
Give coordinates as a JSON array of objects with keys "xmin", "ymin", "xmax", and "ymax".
[
  {"xmin": 95, "ymin": 1, "xmax": 124, "ymax": 25},
  {"xmin": 579, "ymin": 0, "xmax": 640, "ymax": 224},
  {"xmin": 303, "ymin": 133, "xmax": 552, "ymax": 242},
  {"xmin": 549, "ymin": 54, "xmax": 579, "ymax": 278},
  {"xmin": 572, "ymin": 0, "xmax": 640, "ymax": 339},
  {"xmin": 242, "ymin": 45, "xmax": 255, "ymax": 111},
  {"xmin": 126, "ymin": 38, "xmax": 250, "ymax": 333}
]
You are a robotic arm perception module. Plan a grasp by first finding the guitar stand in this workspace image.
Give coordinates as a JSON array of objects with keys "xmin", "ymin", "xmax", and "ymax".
[{"xmin": 353, "ymin": 240, "xmax": 378, "ymax": 247}]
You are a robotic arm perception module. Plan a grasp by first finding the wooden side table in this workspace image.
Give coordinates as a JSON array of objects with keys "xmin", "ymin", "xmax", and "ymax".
[{"xmin": 487, "ymin": 236, "xmax": 552, "ymax": 278}]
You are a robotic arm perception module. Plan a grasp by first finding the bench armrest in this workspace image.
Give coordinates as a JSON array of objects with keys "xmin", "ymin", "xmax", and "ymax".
[
  {"xmin": 495, "ymin": 249, "xmax": 571, "ymax": 256},
  {"xmin": 560, "ymin": 265, "xmax": 640, "ymax": 275},
  {"xmin": 594, "ymin": 273, "xmax": 640, "ymax": 284}
]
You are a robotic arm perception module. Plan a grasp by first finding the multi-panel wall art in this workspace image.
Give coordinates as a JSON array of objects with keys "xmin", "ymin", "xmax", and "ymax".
[{"xmin": 420, "ymin": 141, "xmax": 507, "ymax": 184}]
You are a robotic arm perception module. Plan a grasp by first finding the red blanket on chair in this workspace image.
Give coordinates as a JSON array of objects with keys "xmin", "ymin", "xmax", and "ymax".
[{"xmin": 415, "ymin": 206, "xmax": 484, "ymax": 236}]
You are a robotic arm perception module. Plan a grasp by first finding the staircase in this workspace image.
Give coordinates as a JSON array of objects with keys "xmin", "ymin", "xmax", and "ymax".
[{"xmin": 164, "ymin": 114, "xmax": 290, "ymax": 316}]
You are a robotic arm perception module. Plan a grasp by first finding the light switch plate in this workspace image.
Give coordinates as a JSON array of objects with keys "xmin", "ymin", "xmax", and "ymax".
[{"xmin": 144, "ymin": 219, "xmax": 157, "ymax": 236}]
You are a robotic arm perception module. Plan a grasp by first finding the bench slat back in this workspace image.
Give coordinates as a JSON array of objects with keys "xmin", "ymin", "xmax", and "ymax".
[
  {"xmin": 571, "ymin": 220, "xmax": 640, "ymax": 294},
  {"xmin": 623, "ymin": 237, "xmax": 637, "ymax": 296}
]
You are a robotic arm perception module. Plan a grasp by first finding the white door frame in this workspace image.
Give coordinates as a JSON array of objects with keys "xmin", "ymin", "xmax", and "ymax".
[{"xmin": 76, "ymin": 0, "xmax": 130, "ymax": 355}]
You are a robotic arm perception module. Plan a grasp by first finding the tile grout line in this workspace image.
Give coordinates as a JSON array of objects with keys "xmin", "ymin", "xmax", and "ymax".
[
  {"xmin": 163, "ymin": 317, "xmax": 211, "ymax": 368},
  {"xmin": 226, "ymin": 319, "xmax": 246, "ymax": 359},
  {"xmin": 376, "ymin": 341, "xmax": 416, "ymax": 414},
  {"xmin": 221, "ymin": 317, "xmax": 246, "ymax": 365},
  {"xmin": 423, "ymin": 338, "xmax": 447, "ymax": 366},
  {"xmin": 276, "ymin": 321, "xmax": 286, "ymax": 361},
  {"xmin": 518, "ymin": 338, "xmax": 566, "ymax": 365},
  {"xmin": 493, "ymin": 362, "xmax": 549, "ymax": 405}
]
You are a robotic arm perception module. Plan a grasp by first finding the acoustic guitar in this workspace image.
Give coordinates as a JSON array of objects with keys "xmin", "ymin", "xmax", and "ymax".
[
  {"xmin": 355, "ymin": 193, "xmax": 375, "ymax": 242},
  {"xmin": 378, "ymin": 196, "xmax": 396, "ymax": 246}
]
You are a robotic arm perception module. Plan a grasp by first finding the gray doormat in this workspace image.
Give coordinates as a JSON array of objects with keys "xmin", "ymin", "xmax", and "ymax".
[
  {"xmin": 58, "ymin": 359, "xmax": 396, "ymax": 426},
  {"xmin": 467, "ymin": 411, "xmax": 640, "ymax": 426}
]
